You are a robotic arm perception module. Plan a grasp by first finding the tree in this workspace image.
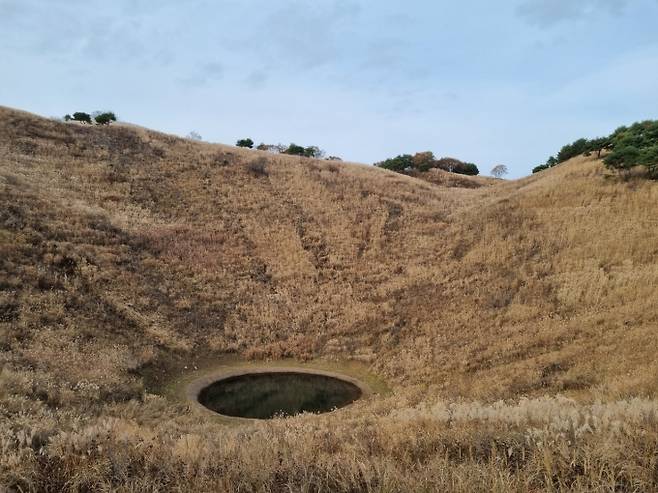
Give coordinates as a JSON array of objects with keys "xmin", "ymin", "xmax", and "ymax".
[
  {"xmin": 532, "ymin": 164, "xmax": 551, "ymax": 174},
  {"xmin": 587, "ymin": 137, "xmax": 610, "ymax": 158},
  {"xmin": 490, "ymin": 164, "xmax": 508, "ymax": 178},
  {"xmin": 237, "ymin": 138, "xmax": 254, "ymax": 148},
  {"xmin": 642, "ymin": 146, "xmax": 658, "ymax": 178},
  {"xmin": 435, "ymin": 157, "xmax": 463, "ymax": 172},
  {"xmin": 603, "ymin": 120, "xmax": 658, "ymax": 179},
  {"xmin": 453, "ymin": 162, "xmax": 479, "ymax": 176},
  {"xmin": 63, "ymin": 114, "xmax": 72, "ymax": 121},
  {"xmin": 412, "ymin": 151, "xmax": 436, "ymax": 172},
  {"xmin": 283, "ymin": 143, "xmax": 306, "ymax": 156},
  {"xmin": 537, "ymin": 120, "xmax": 658, "ymax": 179},
  {"xmin": 604, "ymin": 146, "xmax": 641, "ymax": 172},
  {"xmin": 94, "ymin": 112, "xmax": 117, "ymax": 125},
  {"xmin": 374, "ymin": 154, "xmax": 413, "ymax": 173},
  {"xmin": 303, "ymin": 146, "xmax": 325, "ymax": 158},
  {"xmin": 556, "ymin": 138, "xmax": 590, "ymax": 163},
  {"xmin": 72, "ymin": 112, "xmax": 92, "ymax": 124},
  {"xmin": 187, "ymin": 131, "xmax": 202, "ymax": 141},
  {"xmin": 257, "ymin": 143, "xmax": 286, "ymax": 153}
]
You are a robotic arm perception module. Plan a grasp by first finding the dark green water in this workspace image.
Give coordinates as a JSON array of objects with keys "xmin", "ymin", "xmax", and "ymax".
[{"xmin": 198, "ymin": 372, "xmax": 362, "ymax": 419}]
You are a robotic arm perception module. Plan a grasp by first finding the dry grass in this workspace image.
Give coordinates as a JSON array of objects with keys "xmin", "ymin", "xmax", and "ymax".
[{"xmin": 1, "ymin": 106, "xmax": 657, "ymax": 491}]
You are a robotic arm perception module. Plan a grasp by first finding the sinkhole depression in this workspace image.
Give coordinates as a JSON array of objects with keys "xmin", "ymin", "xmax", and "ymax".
[{"xmin": 195, "ymin": 370, "xmax": 364, "ymax": 419}]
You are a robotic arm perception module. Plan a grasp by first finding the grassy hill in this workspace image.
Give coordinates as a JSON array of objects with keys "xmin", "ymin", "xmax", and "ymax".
[{"xmin": 1, "ymin": 107, "xmax": 658, "ymax": 491}]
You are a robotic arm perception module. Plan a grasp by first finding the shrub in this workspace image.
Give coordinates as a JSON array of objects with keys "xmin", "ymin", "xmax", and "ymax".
[
  {"xmin": 94, "ymin": 112, "xmax": 117, "ymax": 125},
  {"xmin": 237, "ymin": 138, "xmax": 254, "ymax": 148},
  {"xmin": 326, "ymin": 156, "xmax": 342, "ymax": 161},
  {"xmin": 63, "ymin": 114, "xmax": 72, "ymax": 122}
]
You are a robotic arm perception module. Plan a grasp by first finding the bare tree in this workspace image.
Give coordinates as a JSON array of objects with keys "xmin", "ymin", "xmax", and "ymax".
[
  {"xmin": 491, "ymin": 164, "xmax": 508, "ymax": 178},
  {"xmin": 187, "ymin": 131, "xmax": 202, "ymax": 141}
]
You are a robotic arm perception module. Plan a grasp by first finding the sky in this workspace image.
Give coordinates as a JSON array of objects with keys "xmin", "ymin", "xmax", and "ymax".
[{"xmin": 1, "ymin": 0, "xmax": 658, "ymax": 177}]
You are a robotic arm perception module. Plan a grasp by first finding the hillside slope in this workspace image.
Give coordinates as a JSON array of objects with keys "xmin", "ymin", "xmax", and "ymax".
[{"xmin": 1, "ymin": 107, "xmax": 658, "ymax": 490}]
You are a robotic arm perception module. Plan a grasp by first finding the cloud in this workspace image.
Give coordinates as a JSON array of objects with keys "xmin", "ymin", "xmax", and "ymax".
[
  {"xmin": 243, "ymin": 0, "xmax": 361, "ymax": 70},
  {"xmin": 517, "ymin": 0, "xmax": 630, "ymax": 27},
  {"xmin": 245, "ymin": 70, "xmax": 268, "ymax": 90},
  {"xmin": 0, "ymin": 0, "xmax": 174, "ymax": 65},
  {"xmin": 178, "ymin": 61, "xmax": 224, "ymax": 87}
]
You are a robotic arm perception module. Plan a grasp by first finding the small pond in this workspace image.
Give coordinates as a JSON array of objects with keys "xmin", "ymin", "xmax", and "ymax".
[{"xmin": 197, "ymin": 371, "xmax": 363, "ymax": 419}]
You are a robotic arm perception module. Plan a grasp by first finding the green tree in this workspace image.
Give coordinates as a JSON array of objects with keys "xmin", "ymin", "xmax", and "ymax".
[
  {"xmin": 604, "ymin": 146, "xmax": 641, "ymax": 171},
  {"xmin": 237, "ymin": 138, "xmax": 254, "ymax": 148},
  {"xmin": 72, "ymin": 112, "xmax": 92, "ymax": 124},
  {"xmin": 556, "ymin": 138, "xmax": 590, "ymax": 163},
  {"xmin": 641, "ymin": 145, "xmax": 658, "ymax": 178},
  {"xmin": 374, "ymin": 154, "xmax": 413, "ymax": 173},
  {"xmin": 532, "ymin": 164, "xmax": 551, "ymax": 174},
  {"xmin": 303, "ymin": 146, "xmax": 324, "ymax": 158},
  {"xmin": 94, "ymin": 112, "xmax": 117, "ymax": 125},
  {"xmin": 587, "ymin": 137, "xmax": 610, "ymax": 158},
  {"xmin": 283, "ymin": 144, "xmax": 306, "ymax": 156},
  {"xmin": 454, "ymin": 162, "xmax": 479, "ymax": 176}
]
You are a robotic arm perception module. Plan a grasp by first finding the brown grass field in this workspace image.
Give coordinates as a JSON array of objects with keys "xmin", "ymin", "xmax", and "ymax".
[{"xmin": 1, "ymin": 106, "xmax": 658, "ymax": 491}]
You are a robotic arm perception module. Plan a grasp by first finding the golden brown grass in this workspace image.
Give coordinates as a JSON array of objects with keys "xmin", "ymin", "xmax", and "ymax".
[{"xmin": 1, "ymin": 106, "xmax": 657, "ymax": 491}]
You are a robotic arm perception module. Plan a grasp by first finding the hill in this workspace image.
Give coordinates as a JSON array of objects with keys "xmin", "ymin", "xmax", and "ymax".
[{"xmin": 1, "ymin": 107, "xmax": 658, "ymax": 491}]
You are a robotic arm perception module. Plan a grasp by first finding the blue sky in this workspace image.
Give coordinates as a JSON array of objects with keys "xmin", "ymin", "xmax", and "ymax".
[{"xmin": 1, "ymin": 0, "xmax": 657, "ymax": 177}]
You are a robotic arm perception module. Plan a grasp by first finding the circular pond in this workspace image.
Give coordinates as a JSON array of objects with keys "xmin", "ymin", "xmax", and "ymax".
[{"xmin": 197, "ymin": 371, "xmax": 363, "ymax": 419}]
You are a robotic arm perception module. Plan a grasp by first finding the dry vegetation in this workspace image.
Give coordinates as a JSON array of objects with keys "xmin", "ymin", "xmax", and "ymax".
[{"xmin": 1, "ymin": 106, "xmax": 657, "ymax": 491}]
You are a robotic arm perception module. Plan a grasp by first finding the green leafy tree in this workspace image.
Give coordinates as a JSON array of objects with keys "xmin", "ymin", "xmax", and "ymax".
[
  {"xmin": 94, "ymin": 112, "xmax": 117, "ymax": 125},
  {"xmin": 587, "ymin": 137, "xmax": 611, "ymax": 158},
  {"xmin": 283, "ymin": 144, "xmax": 306, "ymax": 156},
  {"xmin": 556, "ymin": 138, "xmax": 590, "ymax": 163},
  {"xmin": 453, "ymin": 162, "xmax": 479, "ymax": 176},
  {"xmin": 532, "ymin": 164, "xmax": 551, "ymax": 174},
  {"xmin": 303, "ymin": 146, "xmax": 325, "ymax": 158},
  {"xmin": 72, "ymin": 112, "xmax": 92, "ymax": 124},
  {"xmin": 642, "ymin": 146, "xmax": 658, "ymax": 178},
  {"xmin": 237, "ymin": 138, "xmax": 254, "ymax": 148},
  {"xmin": 603, "ymin": 121, "xmax": 658, "ymax": 179},
  {"xmin": 604, "ymin": 146, "xmax": 641, "ymax": 171},
  {"xmin": 374, "ymin": 154, "xmax": 413, "ymax": 173},
  {"xmin": 63, "ymin": 114, "xmax": 72, "ymax": 121}
]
